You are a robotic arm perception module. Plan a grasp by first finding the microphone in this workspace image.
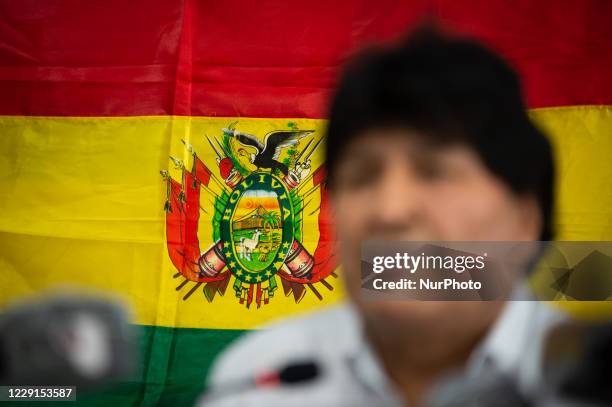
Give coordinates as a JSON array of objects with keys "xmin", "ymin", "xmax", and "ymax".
[
  {"xmin": 253, "ymin": 361, "xmax": 319, "ymax": 387},
  {"xmin": 202, "ymin": 360, "xmax": 320, "ymax": 402},
  {"xmin": 539, "ymin": 322, "xmax": 612, "ymax": 406},
  {"xmin": 0, "ymin": 294, "xmax": 136, "ymax": 387}
]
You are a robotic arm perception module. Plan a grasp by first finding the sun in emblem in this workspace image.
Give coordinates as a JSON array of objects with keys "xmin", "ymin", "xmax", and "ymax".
[{"xmin": 162, "ymin": 122, "xmax": 338, "ymax": 308}]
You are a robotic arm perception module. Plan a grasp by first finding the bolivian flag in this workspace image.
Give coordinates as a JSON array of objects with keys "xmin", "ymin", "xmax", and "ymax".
[{"xmin": 1, "ymin": 1, "xmax": 611, "ymax": 405}]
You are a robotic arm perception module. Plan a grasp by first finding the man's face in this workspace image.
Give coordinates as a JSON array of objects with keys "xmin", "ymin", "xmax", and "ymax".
[{"xmin": 330, "ymin": 128, "xmax": 541, "ymax": 356}]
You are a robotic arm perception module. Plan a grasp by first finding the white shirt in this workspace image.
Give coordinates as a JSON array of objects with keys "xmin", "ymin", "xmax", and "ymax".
[
  {"xmin": 468, "ymin": 286, "xmax": 567, "ymax": 397},
  {"xmin": 201, "ymin": 290, "xmax": 566, "ymax": 406}
]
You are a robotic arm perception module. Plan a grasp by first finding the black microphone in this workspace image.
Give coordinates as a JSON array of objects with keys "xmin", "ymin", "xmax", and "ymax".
[
  {"xmin": 202, "ymin": 360, "xmax": 320, "ymax": 403},
  {"xmin": 539, "ymin": 322, "xmax": 612, "ymax": 406},
  {"xmin": 0, "ymin": 294, "xmax": 136, "ymax": 387},
  {"xmin": 276, "ymin": 361, "xmax": 319, "ymax": 384}
]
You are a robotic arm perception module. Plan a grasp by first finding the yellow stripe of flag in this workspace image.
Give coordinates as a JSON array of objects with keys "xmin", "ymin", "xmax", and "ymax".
[{"xmin": 1, "ymin": 107, "xmax": 611, "ymax": 328}]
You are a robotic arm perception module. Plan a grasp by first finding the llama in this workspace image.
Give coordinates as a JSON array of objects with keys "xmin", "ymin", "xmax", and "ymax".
[{"xmin": 239, "ymin": 230, "xmax": 262, "ymax": 261}]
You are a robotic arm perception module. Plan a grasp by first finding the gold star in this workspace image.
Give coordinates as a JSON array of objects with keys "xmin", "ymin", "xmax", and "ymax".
[
  {"xmin": 254, "ymin": 275, "xmax": 262, "ymax": 282},
  {"xmin": 230, "ymin": 261, "xmax": 236, "ymax": 268},
  {"xmin": 225, "ymin": 251, "xmax": 232, "ymax": 258},
  {"xmin": 223, "ymin": 242, "xmax": 230, "ymax": 248},
  {"xmin": 282, "ymin": 242, "xmax": 289, "ymax": 249},
  {"xmin": 265, "ymin": 270, "xmax": 272, "ymax": 277},
  {"xmin": 235, "ymin": 270, "xmax": 243, "ymax": 276},
  {"xmin": 245, "ymin": 275, "xmax": 252, "ymax": 281}
]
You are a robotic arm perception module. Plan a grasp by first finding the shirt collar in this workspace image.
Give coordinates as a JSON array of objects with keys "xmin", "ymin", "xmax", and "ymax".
[
  {"xmin": 341, "ymin": 301, "xmax": 406, "ymax": 406},
  {"xmin": 467, "ymin": 284, "xmax": 568, "ymax": 394},
  {"xmin": 342, "ymin": 284, "xmax": 568, "ymax": 402}
]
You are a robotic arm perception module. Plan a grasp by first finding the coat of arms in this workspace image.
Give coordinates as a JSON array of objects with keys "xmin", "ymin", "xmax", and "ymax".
[{"xmin": 161, "ymin": 122, "xmax": 337, "ymax": 308}]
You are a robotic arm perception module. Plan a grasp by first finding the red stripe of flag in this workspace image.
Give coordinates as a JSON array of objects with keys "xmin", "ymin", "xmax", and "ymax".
[{"xmin": 1, "ymin": 0, "xmax": 611, "ymax": 117}]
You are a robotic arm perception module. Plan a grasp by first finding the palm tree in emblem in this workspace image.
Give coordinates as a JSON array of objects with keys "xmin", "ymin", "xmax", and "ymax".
[{"xmin": 262, "ymin": 211, "xmax": 281, "ymax": 233}]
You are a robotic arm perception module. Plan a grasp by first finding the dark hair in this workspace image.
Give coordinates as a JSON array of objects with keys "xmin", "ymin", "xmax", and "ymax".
[{"xmin": 326, "ymin": 26, "xmax": 555, "ymax": 241}]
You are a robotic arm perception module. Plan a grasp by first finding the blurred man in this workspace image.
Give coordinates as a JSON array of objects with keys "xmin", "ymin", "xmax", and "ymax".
[{"xmin": 202, "ymin": 27, "xmax": 560, "ymax": 406}]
